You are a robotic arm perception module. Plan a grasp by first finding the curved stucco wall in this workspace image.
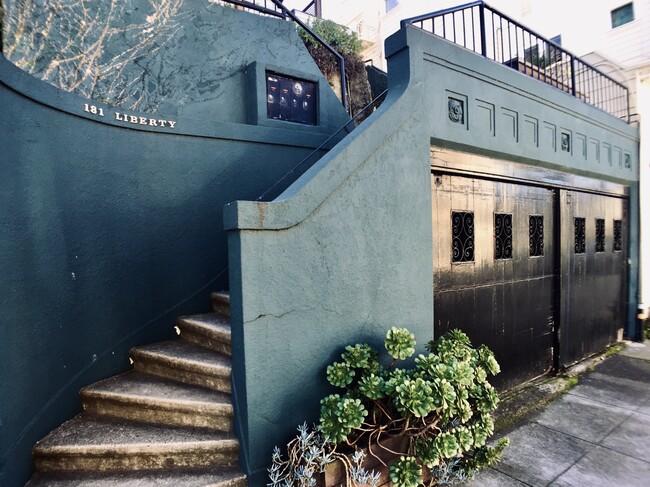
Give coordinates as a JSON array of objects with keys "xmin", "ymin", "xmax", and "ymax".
[{"xmin": 0, "ymin": 3, "xmax": 350, "ymax": 485}]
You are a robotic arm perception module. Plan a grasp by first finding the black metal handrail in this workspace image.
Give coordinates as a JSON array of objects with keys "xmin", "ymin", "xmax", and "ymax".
[
  {"xmin": 256, "ymin": 88, "xmax": 388, "ymax": 201},
  {"xmin": 217, "ymin": 0, "xmax": 347, "ymax": 112},
  {"xmin": 402, "ymin": 1, "xmax": 630, "ymax": 122},
  {"xmin": 299, "ymin": 1, "xmax": 321, "ymax": 18}
]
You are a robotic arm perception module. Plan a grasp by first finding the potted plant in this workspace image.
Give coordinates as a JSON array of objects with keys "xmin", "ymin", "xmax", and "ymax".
[{"xmin": 269, "ymin": 328, "xmax": 509, "ymax": 486}]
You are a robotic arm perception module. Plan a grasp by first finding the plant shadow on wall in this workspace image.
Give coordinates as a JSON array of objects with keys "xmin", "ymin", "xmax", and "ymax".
[
  {"xmin": 1, "ymin": 0, "xmax": 189, "ymax": 111},
  {"xmin": 269, "ymin": 328, "xmax": 509, "ymax": 486}
]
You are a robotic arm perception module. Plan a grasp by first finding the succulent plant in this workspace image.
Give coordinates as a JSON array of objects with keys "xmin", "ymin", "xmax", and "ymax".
[{"xmin": 271, "ymin": 328, "xmax": 508, "ymax": 486}]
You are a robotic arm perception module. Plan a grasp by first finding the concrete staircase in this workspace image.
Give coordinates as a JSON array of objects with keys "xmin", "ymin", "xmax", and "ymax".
[{"xmin": 26, "ymin": 292, "xmax": 247, "ymax": 487}]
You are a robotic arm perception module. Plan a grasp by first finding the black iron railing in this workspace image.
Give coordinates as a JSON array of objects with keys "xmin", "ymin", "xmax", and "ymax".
[
  {"xmin": 217, "ymin": 0, "xmax": 347, "ymax": 112},
  {"xmin": 299, "ymin": 1, "xmax": 321, "ymax": 18},
  {"xmin": 256, "ymin": 88, "xmax": 388, "ymax": 201},
  {"xmin": 212, "ymin": 0, "xmax": 284, "ymax": 17},
  {"xmin": 402, "ymin": 1, "xmax": 630, "ymax": 122}
]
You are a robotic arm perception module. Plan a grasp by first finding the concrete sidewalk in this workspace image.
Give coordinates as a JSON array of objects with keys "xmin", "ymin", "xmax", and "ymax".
[{"xmin": 467, "ymin": 342, "xmax": 650, "ymax": 487}]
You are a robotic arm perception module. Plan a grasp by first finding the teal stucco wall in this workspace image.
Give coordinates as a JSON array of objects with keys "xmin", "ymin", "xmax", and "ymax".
[
  {"xmin": 0, "ymin": 3, "xmax": 349, "ymax": 485},
  {"xmin": 225, "ymin": 26, "xmax": 640, "ymax": 484}
]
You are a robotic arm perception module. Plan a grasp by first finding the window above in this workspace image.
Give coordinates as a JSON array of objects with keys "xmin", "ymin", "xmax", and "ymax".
[{"xmin": 611, "ymin": 3, "xmax": 634, "ymax": 28}]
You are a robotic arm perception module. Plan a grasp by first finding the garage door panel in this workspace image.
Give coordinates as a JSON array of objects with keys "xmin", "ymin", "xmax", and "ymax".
[
  {"xmin": 433, "ymin": 173, "xmax": 555, "ymax": 388},
  {"xmin": 559, "ymin": 190, "xmax": 627, "ymax": 366}
]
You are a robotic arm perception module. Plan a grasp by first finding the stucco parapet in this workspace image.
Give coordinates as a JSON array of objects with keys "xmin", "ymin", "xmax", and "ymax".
[
  {"xmin": 224, "ymin": 85, "xmax": 423, "ymax": 231},
  {"xmin": 0, "ymin": 54, "xmax": 342, "ymax": 148}
]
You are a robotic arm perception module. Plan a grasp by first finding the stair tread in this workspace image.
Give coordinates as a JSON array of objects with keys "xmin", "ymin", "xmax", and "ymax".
[
  {"xmin": 178, "ymin": 314, "xmax": 231, "ymax": 336},
  {"xmin": 210, "ymin": 291, "xmax": 230, "ymax": 302},
  {"xmin": 81, "ymin": 371, "xmax": 232, "ymax": 409},
  {"xmin": 131, "ymin": 341, "xmax": 232, "ymax": 371},
  {"xmin": 35, "ymin": 414, "xmax": 237, "ymax": 451},
  {"xmin": 210, "ymin": 292, "xmax": 231, "ymax": 317},
  {"xmin": 27, "ymin": 467, "xmax": 246, "ymax": 487}
]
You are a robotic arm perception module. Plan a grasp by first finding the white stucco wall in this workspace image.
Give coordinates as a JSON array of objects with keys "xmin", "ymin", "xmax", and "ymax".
[{"xmin": 639, "ymin": 71, "xmax": 650, "ymax": 313}]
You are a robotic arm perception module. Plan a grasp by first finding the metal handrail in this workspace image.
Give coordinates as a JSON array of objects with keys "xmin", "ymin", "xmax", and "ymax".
[
  {"xmin": 217, "ymin": 0, "xmax": 348, "ymax": 112},
  {"xmin": 215, "ymin": 0, "xmax": 284, "ymax": 17},
  {"xmin": 402, "ymin": 1, "xmax": 630, "ymax": 122},
  {"xmin": 256, "ymin": 88, "xmax": 388, "ymax": 201},
  {"xmin": 269, "ymin": 0, "xmax": 348, "ymax": 112}
]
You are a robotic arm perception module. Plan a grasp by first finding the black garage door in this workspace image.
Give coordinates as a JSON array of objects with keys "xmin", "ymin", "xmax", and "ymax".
[
  {"xmin": 432, "ymin": 171, "xmax": 627, "ymax": 389},
  {"xmin": 433, "ymin": 173, "xmax": 556, "ymax": 389}
]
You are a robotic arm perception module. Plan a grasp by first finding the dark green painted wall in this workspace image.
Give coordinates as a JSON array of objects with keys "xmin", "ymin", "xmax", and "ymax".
[
  {"xmin": 225, "ymin": 26, "xmax": 640, "ymax": 485},
  {"xmin": 0, "ymin": 3, "xmax": 349, "ymax": 485}
]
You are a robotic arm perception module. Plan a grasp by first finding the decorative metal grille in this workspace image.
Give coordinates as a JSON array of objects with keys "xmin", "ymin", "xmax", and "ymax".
[
  {"xmin": 494, "ymin": 213, "xmax": 513, "ymax": 260},
  {"xmin": 614, "ymin": 220, "xmax": 622, "ymax": 252},
  {"xmin": 529, "ymin": 215, "xmax": 544, "ymax": 257},
  {"xmin": 452, "ymin": 211, "xmax": 474, "ymax": 263},
  {"xmin": 595, "ymin": 219, "xmax": 605, "ymax": 253},
  {"xmin": 574, "ymin": 217, "xmax": 586, "ymax": 254}
]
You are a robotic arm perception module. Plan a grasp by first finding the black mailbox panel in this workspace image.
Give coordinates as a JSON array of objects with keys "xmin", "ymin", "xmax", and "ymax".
[{"xmin": 266, "ymin": 72, "xmax": 317, "ymax": 125}]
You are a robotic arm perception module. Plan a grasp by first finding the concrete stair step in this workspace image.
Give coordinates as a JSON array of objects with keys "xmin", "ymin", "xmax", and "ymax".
[
  {"xmin": 210, "ymin": 291, "xmax": 230, "ymax": 318},
  {"xmin": 33, "ymin": 414, "xmax": 239, "ymax": 472},
  {"xmin": 26, "ymin": 467, "xmax": 247, "ymax": 486},
  {"xmin": 178, "ymin": 313, "xmax": 232, "ymax": 355},
  {"xmin": 80, "ymin": 371, "xmax": 233, "ymax": 432},
  {"xmin": 130, "ymin": 341, "xmax": 232, "ymax": 393}
]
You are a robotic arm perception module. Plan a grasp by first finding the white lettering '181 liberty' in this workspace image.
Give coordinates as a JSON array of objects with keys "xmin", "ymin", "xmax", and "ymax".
[
  {"xmin": 83, "ymin": 103, "xmax": 177, "ymax": 129},
  {"xmin": 114, "ymin": 112, "xmax": 177, "ymax": 128}
]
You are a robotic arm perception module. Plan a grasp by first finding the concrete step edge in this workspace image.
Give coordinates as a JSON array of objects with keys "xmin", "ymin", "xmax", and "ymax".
[
  {"xmin": 80, "ymin": 372, "xmax": 233, "ymax": 411},
  {"xmin": 130, "ymin": 341, "xmax": 232, "ymax": 375},
  {"xmin": 177, "ymin": 314, "xmax": 231, "ymax": 340},
  {"xmin": 33, "ymin": 415, "xmax": 239, "ymax": 472},
  {"xmin": 177, "ymin": 314, "xmax": 232, "ymax": 355},
  {"xmin": 26, "ymin": 467, "xmax": 247, "ymax": 487},
  {"xmin": 210, "ymin": 291, "xmax": 230, "ymax": 318},
  {"xmin": 79, "ymin": 372, "xmax": 233, "ymax": 431}
]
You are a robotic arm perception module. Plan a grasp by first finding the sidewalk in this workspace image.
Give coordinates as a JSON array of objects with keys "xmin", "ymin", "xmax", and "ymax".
[{"xmin": 466, "ymin": 342, "xmax": 650, "ymax": 487}]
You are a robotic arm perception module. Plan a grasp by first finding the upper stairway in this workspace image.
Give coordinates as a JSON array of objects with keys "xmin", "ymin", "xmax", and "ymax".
[{"xmin": 26, "ymin": 292, "xmax": 247, "ymax": 487}]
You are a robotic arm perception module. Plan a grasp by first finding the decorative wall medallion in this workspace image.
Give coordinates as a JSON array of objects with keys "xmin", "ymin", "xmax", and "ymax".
[
  {"xmin": 448, "ymin": 98, "xmax": 464, "ymax": 124},
  {"xmin": 561, "ymin": 132, "xmax": 571, "ymax": 152}
]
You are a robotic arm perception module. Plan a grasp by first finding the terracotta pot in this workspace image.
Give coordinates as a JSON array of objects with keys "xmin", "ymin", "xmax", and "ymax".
[{"xmin": 318, "ymin": 435, "xmax": 409, "ymax": 487}]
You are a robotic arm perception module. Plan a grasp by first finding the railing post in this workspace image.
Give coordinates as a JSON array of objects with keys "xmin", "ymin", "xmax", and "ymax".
[
  {"xmin": 479, "ymin": 2, "xmax": 487, "ymax": 57},
  {"xmin": 570, "ymin": 54, "xmax": 576, "ymax": 97},
  {"xmin": 340, "ymin": 60, "xmax": 348, "ymax": 113}
]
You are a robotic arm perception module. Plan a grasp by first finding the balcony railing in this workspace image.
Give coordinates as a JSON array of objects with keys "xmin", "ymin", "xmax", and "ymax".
[
  {"xmin": 402, "ymin": 1, "xmax": 630, "ymax": 122},
  {"xmin": 216, "ymin": 0, "xmax": 347, "ymax": 112}
]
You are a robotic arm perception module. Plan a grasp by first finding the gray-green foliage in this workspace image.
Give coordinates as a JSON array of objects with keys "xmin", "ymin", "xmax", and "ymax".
[
  {"xmin": 268, "ymin": 423, "xmax": 380, "ymax": 487},
  {"xmin": 297, "ymin": 17, "xmax": 372, "ymax": 117},
  {"xmin": 325, "ymin": 328, "xmax": 508, "ymax": 484},
  {"xmin": 298, "ymin": 19, "xmax": 362, "ymax": 57},
  {"xmin": 271, "ymin": 328, "xmax": 509, "ymax": 486}
]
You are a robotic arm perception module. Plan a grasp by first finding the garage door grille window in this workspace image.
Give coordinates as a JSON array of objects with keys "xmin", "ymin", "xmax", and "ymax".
[
  {"xmin": 529, "ymin": 215, "xmax": 544, "ymax": 257},
  {"xmin": 574, "ymin": 217, "xmax": 586, "ymax": 254},
  {"xmin": 595, "ymin": 219, "xmax": 605, "ymax": 253},
  {"xmin": 614, "ymin": 220, "xmax": 623, "ymax": 252},
  {"xmin": 452, "ymin": 211, "xmax": 474, "ymax": 263},
  {"xmin": 495, "ymin": 213, "xmax": 513, "ymax": 260}
]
